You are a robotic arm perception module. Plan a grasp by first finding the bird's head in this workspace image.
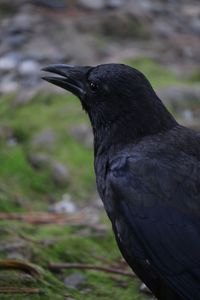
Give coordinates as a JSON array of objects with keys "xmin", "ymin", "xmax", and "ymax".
[
  {"xmin": 42, "ymin": 63, "xmax": 176, "ymax": 146},
  {"xmin": 42, "ymin": 63, "xmax": 153, "ymax": 112}
]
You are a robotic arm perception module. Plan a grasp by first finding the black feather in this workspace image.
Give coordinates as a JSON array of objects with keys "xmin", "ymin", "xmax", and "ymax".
[{"xmin": 43, "ymin": 63, "xmax": 200, "ymax": 300}]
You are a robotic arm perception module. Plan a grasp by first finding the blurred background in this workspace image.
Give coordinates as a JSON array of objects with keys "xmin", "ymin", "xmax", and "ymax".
[{"xmin": 0, "ymin": 0, "xmax": 200, "ymax": 299}]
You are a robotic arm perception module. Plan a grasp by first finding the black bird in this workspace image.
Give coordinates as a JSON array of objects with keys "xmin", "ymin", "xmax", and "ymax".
[{"xmin": 42, "ymin": 63, "xmax": 200, "ymax": 300}]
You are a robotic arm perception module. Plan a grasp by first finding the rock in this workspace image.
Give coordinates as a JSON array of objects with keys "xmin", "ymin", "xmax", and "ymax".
[
  {"xmin": 125, "ymin": 0, "xmax": 154, "ymax": 16},
  {"xmin": 28, "ymin": 153, "xmax": 50, "ymax": 169},
  {"xmin": 182, "ymin": 4, "xmax": 200, "ymax": 18},
  {"xmin": 5, "ymin": 33, "xmax": 28, "ymax": 47},
  {"xmin": 105, "ymin": 0, "xmax": 123, "ymax": 9},
  {"xmin": 191, "ymin": 18, "xmax": 200, "ymax": 34},
  {"xmin": 3, "ymin": 14, "xmax": 32, "ymax": 47},
  {"xmin": 64, "ymin": 273, "xmax": 86, "ymax": 289},
  {"xmin": 69, "ymin": 123, "xmax": 93, "ymax": 148},
  {"xmin": 18, "ymin": 60, "xmax": 40, "ymax": 76},
  {"xmin": 157, "ymin": 85, "xmax": 200, "ymax": 106},
  {"xmin": 7, "ymin": 137, "xmax": 18, "ymax": 147},
  {"xmin": 0, "ymin": 75, "xmax": 19, "ymax": 94},
  {"xmin": 31, "ymin": 129, "xmax": 56, "ymax": 148},
  {"xmin": 28, "ymin": 48, "xmax": 65, "ymax": 63},
  {"xmin": 49, "ymin": 194, "xmax": 76, "ymax": 214},
  {"xmin": 33, "ymin": 0, "xmax": 67, "ymax": 10},
  {"xmin": 3, "ymin": 12, "xmax": 41, "ymax": 48},
  {"xmin": 98, "ymin": 12, "xmax": 150, "ymax": 39},
  {"xmin": 0, "ymin": 0, "xmax": 199, "ymax": 100},
  {"xmin": 0, "ymin": 53, "xmax": 19, "ymax": 72},
  {"xmin": 78, "ymin": 0, "xmax": 104, "ymax": 10},
  {"xmin": 181, "ymin": 110, "xmax": 194, "ymax": 123},
  {"xmin": 53, "ymin": 31, "xmax": 99, "ymax": 65},
  {"xmin": 51, "ymin": 161, "xmax": 70, "ymax": 186},
  {"xmin": 8, "ymin": 13, "xmax": 33, "ymax": 33},
  {"xmin": 157, "ymin": 85, "xmax": 200, "ymax": 127},
  {"xmin": 153, "ymin": 21, "xmax": 174, "ymax": 38}
]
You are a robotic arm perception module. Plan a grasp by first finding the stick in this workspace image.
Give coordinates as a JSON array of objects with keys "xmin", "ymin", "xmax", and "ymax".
[
  {"xmin": 0, "ymin": 287, "xmax": 40, "ymax": 294},
  {"xmin": 0, "ymin": 212, "xmax": 86, "ymax": 225},
  {"xmin": 0, "ymin": 260, "xmax": 41, "ymax": 278},
  {"xmin": 48, "ymin": 262, "xmax": 135, "ymax": 278}
]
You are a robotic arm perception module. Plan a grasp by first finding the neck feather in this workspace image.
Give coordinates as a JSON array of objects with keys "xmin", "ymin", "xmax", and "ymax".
[{"xmin": 88, "ymin": 97, "xmax": 177, "ymax": 156}]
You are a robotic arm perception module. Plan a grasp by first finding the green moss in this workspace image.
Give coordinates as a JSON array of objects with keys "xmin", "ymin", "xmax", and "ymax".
[
  {"xmin": 0, "ymin": 93, "xmax": 95, "ymax": 211},
  {"xmin": 0, "ymin": 221, "xmax": 147, "ymax": 300},
  {"xmin": 0, "ymin": 145, "xmax": 56, "ymax": 210}
]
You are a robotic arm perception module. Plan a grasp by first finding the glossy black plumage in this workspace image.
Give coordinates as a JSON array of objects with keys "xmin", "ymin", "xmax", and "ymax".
[{"xmin": 42, "ymin": 63, "xmax": 200, "ymax": 300}]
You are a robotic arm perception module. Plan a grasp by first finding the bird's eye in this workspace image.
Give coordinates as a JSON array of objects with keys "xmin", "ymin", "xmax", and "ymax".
[{"xmin": 89, "ymin": 82, "xmax": 98, "ymax": 91}]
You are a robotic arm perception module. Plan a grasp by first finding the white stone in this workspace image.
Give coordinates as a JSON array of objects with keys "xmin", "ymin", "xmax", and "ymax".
[
  {"xmin": 0, "ymin": 79, "xmax": 19, "ymax": 94},
  {"xmin": 0, "ymin": 56, "xmax": 18, "ymax": 71},
  {"xmin": 18, "ymin": 60, "xmax": 40, "ymax": 75},
  {"xmin": 49, "ymin": 194, "xmax": 77, "ymax": 214}
]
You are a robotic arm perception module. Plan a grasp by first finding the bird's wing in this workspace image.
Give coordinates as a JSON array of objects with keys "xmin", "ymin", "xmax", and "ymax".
[{"xmin": 107, "ymin": 152, "xmax": 200, "ymax": 300}]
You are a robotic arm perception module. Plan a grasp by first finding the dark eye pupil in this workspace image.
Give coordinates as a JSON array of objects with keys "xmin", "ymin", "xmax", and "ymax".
[{"xmin": 90, "ymin": 82, "xmax": 98, "ymax": 91}]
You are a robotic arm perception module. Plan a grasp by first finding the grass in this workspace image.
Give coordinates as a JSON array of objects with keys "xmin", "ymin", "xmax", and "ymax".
[
  {"xmin": 0, "ymin": 221, "xmax": 146, "ymax": 300},
  {"xmin": 0, "ymin": 93, "xmax": 95, "ymax": 211}
]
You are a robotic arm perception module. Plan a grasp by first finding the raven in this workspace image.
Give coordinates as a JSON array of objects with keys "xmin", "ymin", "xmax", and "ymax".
[{"xmin": 42, "ymin": 63, "xmax": 200, "ymax": 300}]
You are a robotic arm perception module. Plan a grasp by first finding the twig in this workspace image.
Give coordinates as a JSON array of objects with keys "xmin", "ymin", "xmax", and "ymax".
[
  {"xmin": 0, "ymin": 260, "xmax": 41, "ymax": 278},
  {"xmin": 48, "ymin": 262, "xmax": 135, "ymax": 278},
  {"xmin": 0, "ymin": 212, "xmax": 86, "ymax": 225},
  {"xmin": 0, "ymin": 287, "xmax": 41, "ymax": 294}
]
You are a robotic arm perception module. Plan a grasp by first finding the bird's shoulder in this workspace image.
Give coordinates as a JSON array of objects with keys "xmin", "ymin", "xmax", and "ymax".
[
  {"xmin": 106, "ymin": 125, "xmax": 200, "ymax": 214},
  {"xmin": 105, "ymin": 126, "xmax": 200, "ymax": 300},
  {"xmin": 108, "ymin": 124, "xmax": 200, "ymax": 173}
]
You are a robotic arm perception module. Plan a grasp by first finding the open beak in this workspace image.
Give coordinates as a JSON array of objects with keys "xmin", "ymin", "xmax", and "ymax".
[{"xmin": 42, "ymin": 64, "xmax": 90, "ymax": 99}]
